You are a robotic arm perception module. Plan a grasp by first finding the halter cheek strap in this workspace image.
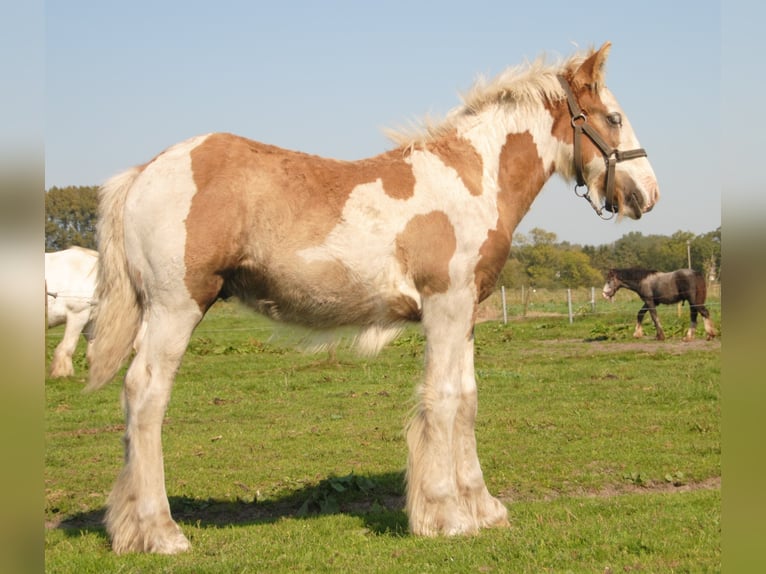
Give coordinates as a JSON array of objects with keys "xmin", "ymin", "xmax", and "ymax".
[{"xmin": 556, "ymin": 75, "xmax": 647, "ymax": 219}]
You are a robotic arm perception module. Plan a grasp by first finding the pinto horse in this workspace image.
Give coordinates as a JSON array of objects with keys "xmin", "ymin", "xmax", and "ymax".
[
  {"xmin": 45, "ymin": 246, "xmax": 98, "ymax": 377},
  {"xmin": 602, "ymin": 268, "xmax": 716, "ymax": 341},
  {"xmin": 87, "ymin": 42, "xmax": 659, "ymax": 554}
]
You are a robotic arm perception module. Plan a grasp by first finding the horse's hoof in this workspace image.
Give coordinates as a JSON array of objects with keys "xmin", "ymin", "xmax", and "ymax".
[
  {"xmin": 112, "ymin": 529, "xmax": 190, "ymax": 555},
  {"xmin": 147, "ymin": 530, "xmax": 191, "ymax": 555},
  {"xmin": 108, "ymin": 512, "xmax": 191, "ymax": 555}
]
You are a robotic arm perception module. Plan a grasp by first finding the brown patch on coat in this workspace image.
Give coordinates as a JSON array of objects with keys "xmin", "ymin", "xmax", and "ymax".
[
  {"xmin": 183, "ymin": 133, "xmax": 418, "ymax": 312},
  {"xmin": 371, "ymin": 153, "xmax": 417, "ymax": 200},
  {"xmin": 395, "ymin": 211, "xmax": 456, "ymax": 297},
  {"xmin": 426, "ymin": 132, "xmax": 484, "ymax": 196},
  {"xmin": 474, "ymin": 132, "xmax": 546, "ymax": 302}
]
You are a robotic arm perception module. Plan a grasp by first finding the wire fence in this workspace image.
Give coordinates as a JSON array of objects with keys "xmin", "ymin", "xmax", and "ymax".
[
  {"xmin": 45, "ymin": 283, "xmax": 722, "ymax": 344},
  {"xmin": 477, "ymin": 283, "xmax": 722, "ymax": 324}
]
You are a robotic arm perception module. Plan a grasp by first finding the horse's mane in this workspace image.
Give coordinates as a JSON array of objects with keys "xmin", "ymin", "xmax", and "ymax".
[
  {"xmin": 610, "ymin": 268, "xmax": 658, "ymax": 282},
  {"xmin": 385, "ymin": 48, "xmax": 595, "ymax": 148}
]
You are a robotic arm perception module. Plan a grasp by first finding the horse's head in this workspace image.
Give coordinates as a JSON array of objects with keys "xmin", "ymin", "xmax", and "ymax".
[
  {"xmin": 556, "ymin": 42, "xmax": 659, "ymax": 220},
  {"xmin": 602, "ymin": 269, "xmax": 620, "ymax": 300}
]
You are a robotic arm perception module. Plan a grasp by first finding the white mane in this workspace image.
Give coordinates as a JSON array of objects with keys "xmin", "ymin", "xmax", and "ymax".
[{"xmin": 385, "ymin": 50, "xmax": 592, "ymax": 148}]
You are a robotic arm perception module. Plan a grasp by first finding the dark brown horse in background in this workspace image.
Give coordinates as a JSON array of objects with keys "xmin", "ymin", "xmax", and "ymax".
[{"xmin": 602, "ymin": 268, "xmax": 716, "ymax": 341}]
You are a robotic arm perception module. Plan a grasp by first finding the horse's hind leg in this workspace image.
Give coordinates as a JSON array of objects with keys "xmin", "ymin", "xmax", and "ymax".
[
  {"xmin": 698, "ymin": 305, "xmax": 717, "ymax": 340},
  {"xmin": 634, "ymin": 304, "xmax": 649, "ymax": 338},
  {"xmin": 50, "ymin": 309, "xmax": 90, "ymax": 377},
  {"xmin": 406, "ymin": 292, "xmax": 507, "ymax": 536},
  {"xmin": 106, "ymin": 302, "xmax": 202, "ymax": 554}
]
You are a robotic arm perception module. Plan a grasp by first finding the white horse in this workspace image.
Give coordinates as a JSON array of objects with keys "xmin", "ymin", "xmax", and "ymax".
[
  {"xmin": 87, "ymin": 43, "xmax": 659, "ymax": 554},
  {"xmin": 45, "ymin": 246, "xmax": 98, "ymax": 377}
]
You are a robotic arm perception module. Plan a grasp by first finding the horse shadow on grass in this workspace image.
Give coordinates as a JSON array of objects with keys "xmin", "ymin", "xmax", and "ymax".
[{"xmin": 53, "ymin": 471, "xmax": 409, "ymax": 544}]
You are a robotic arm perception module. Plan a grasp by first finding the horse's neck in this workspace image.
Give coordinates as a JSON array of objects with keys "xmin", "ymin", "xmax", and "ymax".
[
  {"xmin": 621, "ymin": 276, "xmax": 645, "ymax": 292},
  {"xmin": 445, "ymin": 103, "xmax": 558, "ymax": 231},
  {"xmin": 460, "ymin": 102, "xmax": 558, "ymax": 184}
]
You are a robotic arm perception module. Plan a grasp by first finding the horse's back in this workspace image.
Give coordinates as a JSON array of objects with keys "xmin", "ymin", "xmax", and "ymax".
[
  {"xmin": 122, "ymin": 134, "xmax": 378, "ymax": 317},
  {"xmin": 45, "ymin": 247, "xmax": 98, "ymax": 327}
]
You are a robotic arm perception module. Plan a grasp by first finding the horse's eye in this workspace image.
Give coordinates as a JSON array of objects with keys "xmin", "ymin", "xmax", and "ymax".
[{"xmin": 607, "ymin": 112, "xmax": 622, "ymax": 127}]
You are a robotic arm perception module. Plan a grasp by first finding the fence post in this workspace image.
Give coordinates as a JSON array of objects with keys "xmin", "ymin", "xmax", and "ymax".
[
  {"xmin": 521, "ymin": 285, "xmax": 527, "ymax": 317},
  {"xmin": 591, "ymin": 286, "xmax": 595, "ymax": 313},
  {"xmin": 567, "ymin": 288, "xmax": 573, "ymax": 324},
  {"xmin": 501, "ymin": 286, "xmax": 508, "ymax": 324}
]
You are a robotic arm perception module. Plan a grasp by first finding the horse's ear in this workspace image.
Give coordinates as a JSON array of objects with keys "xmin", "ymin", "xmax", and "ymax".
[{"xmin": 572, "ymin": 41, "xmax": 612, "ymax": 90}]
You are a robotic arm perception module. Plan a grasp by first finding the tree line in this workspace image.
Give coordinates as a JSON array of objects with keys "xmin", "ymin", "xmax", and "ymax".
[
  {"xmin": 45, "ymin": 185, "xmax": 721, "ymax": 288},
  {"xmin": 45, "ymin": 185, "xmax": 98, "ymax": 251}
]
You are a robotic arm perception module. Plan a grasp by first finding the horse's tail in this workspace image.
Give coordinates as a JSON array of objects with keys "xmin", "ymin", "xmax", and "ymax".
[
  {"xmin": 694, "ymin": 270, "xmax": 708, "ymax": 306},
  {"xmin": 86, "ymin": 167, "xmax": 143, "ymax": 392}
]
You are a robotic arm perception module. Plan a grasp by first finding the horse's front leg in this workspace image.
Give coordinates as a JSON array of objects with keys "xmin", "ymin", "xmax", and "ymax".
[
  {"xmin": 633, "ymin": 304, "xmax": 649, "ymax": 338},
  {"xmin": 452, "ymin": 334, "xmax": 509, "ymax": 531},
  {"xmin": 406, "ymin": 292, "xmax": 508, "ymax": 536}
]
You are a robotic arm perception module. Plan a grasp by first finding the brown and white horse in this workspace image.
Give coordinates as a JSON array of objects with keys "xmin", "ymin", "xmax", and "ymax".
[
  {"xmin": 45, "ymin": 246, "xmax": 98, "ymax": 377},
  {"xmin": 88, "ymin": 42, "xmax": 659, "ymax": 554}
]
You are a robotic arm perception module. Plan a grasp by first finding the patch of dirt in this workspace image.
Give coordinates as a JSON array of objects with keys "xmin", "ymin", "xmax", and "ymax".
[
  {"xmin": 498, "ymin": 476, "xmax": 721, "ymax": 504},
  {"xmin": 537, "ymin": 337, "xmax": 720, "ymax": 355}
]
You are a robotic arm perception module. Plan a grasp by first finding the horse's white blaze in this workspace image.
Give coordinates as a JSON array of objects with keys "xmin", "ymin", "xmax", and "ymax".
[
  {"xmin": 45, "ymin": 247, "xmax": 98, "ymax": 377},
  {"xmin": 88, "ymin": 43, "xmax": 659, "ymax": 554},
  {"xmin": 593, "ymin": 89, "xmax": 658, "ymax": 212}
]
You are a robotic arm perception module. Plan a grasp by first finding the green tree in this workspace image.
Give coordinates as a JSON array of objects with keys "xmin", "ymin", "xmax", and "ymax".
[
  {"xmin": 505, "ymin": 228, "xmax": 603, "ymax": 288},
  {"xmin": 45, "ymin": 186, "xmax": 98, "ymax": 251},
  {"xmin": 502, "ymin": 226, "xmax": 722, "ymax": 290},
  {"xmin": 691, "ymin": 227, "xmax": 721, "ymax": 280},
  {"xmin": 557, "ymin": 249, "xmax": 603, "ymax": 287}
]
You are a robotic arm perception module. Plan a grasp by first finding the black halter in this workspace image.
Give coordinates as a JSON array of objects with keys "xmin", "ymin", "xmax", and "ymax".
[{"xmin": 556, "ymin": 75, "xmax": 648, "ymax": 220}]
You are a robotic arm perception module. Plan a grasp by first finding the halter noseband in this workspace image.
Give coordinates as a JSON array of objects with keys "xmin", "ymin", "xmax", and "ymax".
[{"xmin": 556, "ymin": 75, "xmax": 647, "ymax": 220}]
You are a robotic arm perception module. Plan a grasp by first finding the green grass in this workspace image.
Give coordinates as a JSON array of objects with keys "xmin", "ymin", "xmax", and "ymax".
[{"xmin": 45, "ymin": 295, "xmax": 721, "ymax": 572}]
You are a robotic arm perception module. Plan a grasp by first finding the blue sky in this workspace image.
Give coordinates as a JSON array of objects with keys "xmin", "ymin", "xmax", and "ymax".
[{"xmin": 45, "ymin": 0, "xmax": 725, "ymax": 246}]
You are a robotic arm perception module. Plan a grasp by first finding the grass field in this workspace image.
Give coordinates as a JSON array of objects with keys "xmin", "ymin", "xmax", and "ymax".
[{"xmin": 45, "ymin": 291, "xmax": 721, "ymax": 572}]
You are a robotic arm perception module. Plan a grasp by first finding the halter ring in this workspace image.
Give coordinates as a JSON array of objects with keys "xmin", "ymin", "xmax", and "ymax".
[
  {"xmin": 571, "ymin": 113, "xmax": 587, "ymax": 127},
  {"xmin": 574, "ymin": 184, "xmax": 616, "ymax": 221},
  {"xmin": 574, "ymin": 183, "xmax": 589, "ymax": 198},
  {"xmin": 598, "ymin": 209, "xmax": 616, "ymax": 221}
]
